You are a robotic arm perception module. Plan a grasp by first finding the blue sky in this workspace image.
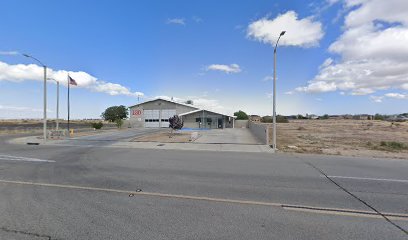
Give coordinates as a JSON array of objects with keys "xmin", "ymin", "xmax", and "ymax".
[{"xmin": 1, "ymin": 0, "xmax": 407, "ymax": 119}]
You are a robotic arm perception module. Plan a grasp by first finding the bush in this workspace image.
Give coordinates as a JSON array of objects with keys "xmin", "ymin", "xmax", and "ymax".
[
  {"xmin": 374, "ymin": 114, "xmax": 384, "ymax": 120},
  {"xmin": 91, "ymin": 121, "xmax": 103, "ymax": 129},
  {"xmin": 261, "ymin": 115, "xmax": 288, "ymax": 123},
  {"xmin": 379, "ymin": 141, "xmax": 407, "ymax": 150},
  {"xmin": 320, "ymin": 114, "xmax": 329, "ymax": 120},
  {"xmin": 115, "ymin": 119, "xmax": 123, "ymax": 128},
  {"xmin": 277, "ymin": 115, "xmax": 289, "ymax": 123}
]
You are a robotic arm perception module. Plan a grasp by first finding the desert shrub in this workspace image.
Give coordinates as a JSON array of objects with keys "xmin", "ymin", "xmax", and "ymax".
[
  {"xmin": 374, "ymin": 114, "xmax": 384, "ymax": 120},
  {"xmin": 91, "ymin": 121, "xmax": 103, "ymax": 129},
  {"xmin": 379, "ymin": 141, "xmax": 407, "ymax": 150},
  {"xmin": 320, "ymin": 114, "xmax": 329, "ymax": 120},
  {"xmin": 277, "ymin": 115, "xmax": 289, "ymax": 123},
  {"xmin": 388, "ymin": 141, "xmax": 406, "ymax": 149}
]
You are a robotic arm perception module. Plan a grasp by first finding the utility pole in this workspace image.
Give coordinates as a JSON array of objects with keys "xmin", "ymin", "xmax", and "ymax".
[
  {"xmin": 272, "ymin": 31, "xmax": 286, "ymax": 152},
  {"xmin": 23, "ymin": 54, "xmax": 47, "ymax": 142},
  {"xmin": 47, "ymin": 78, "xmax": 60, "ymax": 130}
]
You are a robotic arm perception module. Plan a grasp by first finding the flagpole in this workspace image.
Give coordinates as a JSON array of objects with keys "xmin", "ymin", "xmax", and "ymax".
[{"xmin": 67, "ymin": 74, "xmax": 70, "ymax": 135}]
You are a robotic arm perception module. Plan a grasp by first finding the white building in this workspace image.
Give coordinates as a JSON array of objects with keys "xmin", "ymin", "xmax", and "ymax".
[{"xmin": 128, "ymin": 98, "xmax": 236, "ymax": 129}]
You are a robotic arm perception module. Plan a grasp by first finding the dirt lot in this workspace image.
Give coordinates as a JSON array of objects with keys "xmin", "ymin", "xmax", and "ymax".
[{"xmin": 271, "ymin": 119, "xmax": 408, "ymax": 159}]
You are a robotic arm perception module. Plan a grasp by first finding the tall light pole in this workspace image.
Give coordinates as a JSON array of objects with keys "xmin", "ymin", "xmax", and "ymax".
[
  {"xmin": 47, "ymin": 78, "xmax": 59, "ymax": 130},
  {"xmin": 272, "ymin": 31, "xmax": 286, "ymax": 152},
  {"xmin": 23, "ymin": 54, "xmax": 47, "ymax": 142}
]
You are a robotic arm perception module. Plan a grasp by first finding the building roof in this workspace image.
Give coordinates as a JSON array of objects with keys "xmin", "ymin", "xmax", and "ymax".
[
  {"xmin": 178, "ymin": 109, "xmax": 237, "ymax": 118},
  {"xmin": 129, "ymin": 98, "xmax": 199, "ymax": 110}
]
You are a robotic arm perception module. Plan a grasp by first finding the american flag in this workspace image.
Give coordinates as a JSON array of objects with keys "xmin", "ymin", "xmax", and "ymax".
[{"xmin": 69, "ymin": 76, "xmax": 78, "ymax": 86}]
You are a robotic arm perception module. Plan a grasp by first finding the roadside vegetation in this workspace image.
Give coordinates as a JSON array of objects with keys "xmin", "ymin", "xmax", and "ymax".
[
  {"xmin": 91, "ymin": 121, "xmax": 104, "ymax": 129},
  {"xmin": 370, "ymin": 141, "xmax": 408, "ymax": 152},
  {"xmin": 233, "ymin": 110, "xmax": 249, "ymax": 120},
  {"xmin": 101, "ymin": 105, "xmax": 128, "ymax": 128}
]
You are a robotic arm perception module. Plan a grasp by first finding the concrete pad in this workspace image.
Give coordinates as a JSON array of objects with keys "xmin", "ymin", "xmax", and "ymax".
[
  {"xmin": 195, "ymin": 128, "xmax": 262, "ymax": 144},
  {"xmin": 111, "ymin": 142, "xmax": 273, "ymax": 153}
]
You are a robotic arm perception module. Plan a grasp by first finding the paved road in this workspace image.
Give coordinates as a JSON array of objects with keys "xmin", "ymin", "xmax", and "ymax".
[{"xmin": 0, "ymin": 134, "xmax": 407, "ymax": 239}]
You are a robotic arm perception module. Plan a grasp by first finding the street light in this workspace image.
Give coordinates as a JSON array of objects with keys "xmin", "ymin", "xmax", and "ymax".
[
  {"xmin": 272, "ymin": 31, "xmax": 285, "ymax": 152},
  {"xmin": 47, "ymin": 78, "xmax": 60, "ymax": 130},
  {"xmin": 23, "ymin": 53, "xmax": 47, "ymax": 142}
]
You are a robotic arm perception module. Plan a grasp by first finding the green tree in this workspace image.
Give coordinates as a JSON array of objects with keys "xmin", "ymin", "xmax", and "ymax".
[
  {"xmin": 261, "ymin": 116, "xmax": 273, "ymax": 123},
  {"xmin": 374, "ymin": 113, "xmax": 384, "ymax": 120},
  {"xmin": 101, "ymin": 105, "xmax": 129, "ymax": 128},
  {"xmin": 234, "ymin": 110, "xmax": 249, "ymax": 120},
  {"xmin": 320, "ymin": 114, "xmax": 329, "ymax": 120},
  {"xmin": 297, "ymin": 114, "xmax": 306, "ymax": 119}
]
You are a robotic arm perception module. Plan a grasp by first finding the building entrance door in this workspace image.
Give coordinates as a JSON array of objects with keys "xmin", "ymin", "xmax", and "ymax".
[{"xmin": 217, "ymin": 118, "xmax": 223, "ymax": 129}]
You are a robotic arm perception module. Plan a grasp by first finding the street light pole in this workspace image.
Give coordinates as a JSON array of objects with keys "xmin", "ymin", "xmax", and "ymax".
[
  {"xmin": 272, "ymin": 31, "xmax": 286, "ymax": 152},
  {"xmin": 23, "ymin": 54, "xmax": 47, "ymax": 142},
  {"xmin": 47, "ymin": 78, "xmax": 59, "ymax": 130}
]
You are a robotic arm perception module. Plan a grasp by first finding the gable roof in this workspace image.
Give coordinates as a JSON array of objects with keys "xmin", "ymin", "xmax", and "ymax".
[
  {"xmin": 129, "ymin": 98, "xmax": 199, "ymax": 110},
  {"xmin": 178, "ymin": 109, "xmax": 236, "ymax": 118}
]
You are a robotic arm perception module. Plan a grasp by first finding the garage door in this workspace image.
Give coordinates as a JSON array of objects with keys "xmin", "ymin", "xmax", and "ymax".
[
  {"xmin": 160, "ymin": 109, "xmax": 176, "ymax": 128},
  {"xmin": 144, "ymin": 109, "xmax": 176, "ymax": 128},
  {"xmin": 144, "ymin": 110, "xmax": 160, "ymax": 128}
]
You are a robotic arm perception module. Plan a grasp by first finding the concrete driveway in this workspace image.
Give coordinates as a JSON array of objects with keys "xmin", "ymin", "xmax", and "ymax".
[
  {"xmin": 195, "ymin": 128, "xmax": 262, "ymax": 144},
  {"xmin": 70, "ymin": 128, "xmax": 164, "ymax": 142}
]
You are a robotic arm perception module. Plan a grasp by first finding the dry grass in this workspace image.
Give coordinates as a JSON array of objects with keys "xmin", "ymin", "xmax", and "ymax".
[{"xmin": 269, "ymin": 120, "xmax": 408, "ymax": 159}]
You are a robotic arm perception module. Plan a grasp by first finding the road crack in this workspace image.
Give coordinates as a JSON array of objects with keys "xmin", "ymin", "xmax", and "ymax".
[
  {"xmin": 305, "ymin": 161, "xmax": 408, "ymax": 235},
  {"xmin": 0, "ymin": 226, "xmax": 56, "ymax": 239}
]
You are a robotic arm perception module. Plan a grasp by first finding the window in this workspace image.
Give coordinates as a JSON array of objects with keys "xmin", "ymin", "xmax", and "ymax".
[
  {"xmin": 196, "ymin": 118, "xmax": 201, "ymax": 122},
  {"xmin": 207, "ymin": 118, "xmax": 212, "ymax": 123}
]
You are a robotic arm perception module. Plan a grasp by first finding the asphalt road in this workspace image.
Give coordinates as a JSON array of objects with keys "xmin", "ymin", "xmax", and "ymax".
[{"xmin": 0, "ymin": 133, "xmax": 407, "ymax": 239}]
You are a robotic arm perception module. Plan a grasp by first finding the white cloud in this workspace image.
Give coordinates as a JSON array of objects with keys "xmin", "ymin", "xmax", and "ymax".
[
  {"xmin": 0, "ymin": 104, "xmax": 51, "ymax": 112},
  {"xmin": 369, "ymin": 92, "xmax": 408, "ymax": 103},
  {"xmin": 206, "ymin": 64, "xmax": 241, "ymax": 74},
  {"xmin": 384, "ymin": 92, "xmax": 408, "ymax": 99},
  {"xmin": 326, "ymin": 0, "xmax": 341, "ymax": 5},
  {"xmin": 0, "ymin": 51, "xmax": 19, "ymax": 56},
  {"xmin": 192, "ymin": 16, "xmax": 202, "ymax": 23},
  {"xmin": 262, "ymin": 75, "xmax": 274, "ymax": 81},
  {"xmin": 247, "ymin": 11, "xmax": 324, "ymax": 47},
  {"xmin": 370, "ymin": 96, "xmax": 383, "ymax": 103},
  {"xmin": 295, "ymin": 81, "xmax": 337, "ymax": 93},
  {"xmin": 166, "ymin": 18, "xmax": 186, "ymax": 25},
  {"xmin": 92, "ymin": 82, "xmax": 143, "ymax": 97},
  {"xmin": 0, "ymin": 61, "xmax": 144, "ymax": 97},
  {"xmin": 0, "ymin": 104, "xmax": 52, "ymax": 119},
  {"xmin": 294, "ymin": 0, "xmax": 408, "ymax": 98}
]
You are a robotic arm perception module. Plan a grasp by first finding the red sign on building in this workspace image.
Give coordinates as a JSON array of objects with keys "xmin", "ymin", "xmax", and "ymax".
[{"xmin": 132, "ymin": 109, "xmax": 142, "ymax": 116}]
